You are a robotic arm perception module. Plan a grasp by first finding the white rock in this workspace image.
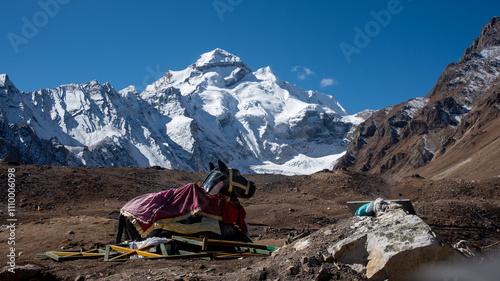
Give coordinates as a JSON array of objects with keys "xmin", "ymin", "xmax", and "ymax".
[
  {"xmin": 328, "ymin": 209, "xmax": 459, "ymax": 281},
  {"xmin": 294, "ymin": 239, "xmax": 310, "ymax": 251}
]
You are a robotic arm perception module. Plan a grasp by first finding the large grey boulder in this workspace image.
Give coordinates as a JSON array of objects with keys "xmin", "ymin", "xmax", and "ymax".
[
  {"xmin": 229, "ymin": 208, "xmax": 460, "ymax": 281},
  {"xmin": 327, "ymin": 209, "xmax": 459, "ymax": 280}
]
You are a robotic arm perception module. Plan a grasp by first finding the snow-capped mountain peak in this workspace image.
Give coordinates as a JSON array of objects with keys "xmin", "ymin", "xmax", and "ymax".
[
  {"xmin": 0, "ymin": 49, "xmax": 370, "ymax": 174},
  {"xmin": 194, "ymin": 48, "xmax": 248, "ymax": 70},
  {"xmin": 0, "ymin": 74, "xmax": 8, "ymax": 87},
  {"xmin": 119, "ymin": 85, "xmax": 139, "ymax": 97},
  {"xmin": 0, "ymin": 74, "xmax": 15, "ymax": 89}
]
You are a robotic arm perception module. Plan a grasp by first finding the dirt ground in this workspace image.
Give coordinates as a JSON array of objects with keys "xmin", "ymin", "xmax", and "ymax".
[{"xmin": 0, "ymin": 163, "xmax": 499, "ymax": 280}]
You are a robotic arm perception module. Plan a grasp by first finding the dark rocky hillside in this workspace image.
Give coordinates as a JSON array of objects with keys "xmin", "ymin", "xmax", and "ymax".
[{"xmin": 335, "ymin": 17, "xmax": 500, "ymax": 180}]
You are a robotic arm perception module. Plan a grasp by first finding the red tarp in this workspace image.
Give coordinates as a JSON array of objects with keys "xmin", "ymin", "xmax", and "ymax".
[{"xmin": 121, "ymin": 183, "xmax": 247, "ymax": 236}]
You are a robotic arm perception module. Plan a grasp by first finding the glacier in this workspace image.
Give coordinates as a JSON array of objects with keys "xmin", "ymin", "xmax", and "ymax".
[{"xmin": 0, "ymin": 49, "xmax": 371, "ymax": 175}]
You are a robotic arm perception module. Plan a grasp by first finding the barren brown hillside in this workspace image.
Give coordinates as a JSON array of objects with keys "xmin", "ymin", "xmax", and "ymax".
[
  {"xmin": 1, "ymin": 163, "xmax": 499, "ymax": 280},
  {"xmin": 335, "ymin": 17, "xmax": 500, "ymax": 180}
]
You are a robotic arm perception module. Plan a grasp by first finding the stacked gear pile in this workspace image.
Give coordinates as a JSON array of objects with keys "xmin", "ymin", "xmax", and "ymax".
[
  {"xmin": 120, "ymin": 182, "xmax": 249, "ymax": 239},
  {"xmin": 119, "ymin": 160, "xmax": 256, "ymax": 242}
]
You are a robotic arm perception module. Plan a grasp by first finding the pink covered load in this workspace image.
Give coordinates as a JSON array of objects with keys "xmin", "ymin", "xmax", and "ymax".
[{"xmin": 120, "ymin": 183, "xmax": 247, "ymax": 238}]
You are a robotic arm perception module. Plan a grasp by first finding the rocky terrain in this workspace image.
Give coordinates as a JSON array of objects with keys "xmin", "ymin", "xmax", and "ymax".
[
  {"xmin": 335, "ymin": 17, "xmax": 500, "ymax": 180},
  {"xmin": 0, "ymin": 163, "xmax": 499, "ymax": 280}
]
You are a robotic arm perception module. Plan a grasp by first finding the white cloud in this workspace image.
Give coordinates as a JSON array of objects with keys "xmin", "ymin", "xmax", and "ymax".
[
  {"xmin": 304, "ymin": 67, "xmax": 315, "ymax": 76},
  {"xmin": 291, "ymin": 65, "xmax": 315, "ymax": 80},
  {"xmin": 320, "ymin": 78, "xmax": 338, "ymax": 87}
]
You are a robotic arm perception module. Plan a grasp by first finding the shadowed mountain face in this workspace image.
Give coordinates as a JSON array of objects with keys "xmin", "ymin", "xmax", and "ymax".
[{"xmin": 335, "ymin": 17, "xmax": 500, "ymax": 180}]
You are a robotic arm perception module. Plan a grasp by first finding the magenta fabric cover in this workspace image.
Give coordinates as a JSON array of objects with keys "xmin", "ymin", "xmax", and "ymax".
[{"xmin": 121, "ymin": 183, "xmax": 223, "ymax": 233}]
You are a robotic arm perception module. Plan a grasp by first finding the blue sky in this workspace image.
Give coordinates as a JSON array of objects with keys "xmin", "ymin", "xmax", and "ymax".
[{"xmin": 1, "ymin": 0, "xmax": 499, "ymax": 113}]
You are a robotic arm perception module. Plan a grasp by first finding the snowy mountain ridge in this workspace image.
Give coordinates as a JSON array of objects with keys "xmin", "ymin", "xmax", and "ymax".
[{"xmin": 0, "ymin": 49, "xmax": 369, "ymax": 175}]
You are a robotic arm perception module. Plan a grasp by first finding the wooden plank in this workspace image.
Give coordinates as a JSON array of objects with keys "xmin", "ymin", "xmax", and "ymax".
[
  {"xmin": 239, "ymin": 247, "xmax": 273, "ymax": 255},
  {"xmin": 180, "ymin": 246, "xmax": 272, "ymax": 256},
  {"xmin": 159, "ymin": 243, "xmax": 169, "ymax": 256},
  {"xmin": 202, "ymin": 236, "xmax": 208, "ymax": 251},
  {"xmin": 104, "ymin": 244, "xmax": 112, "ymax": 261},
  {"xmin": 108, "ymin": 244, "xmax": 162, "ymax": 261},
  {"xmin": 43, "ymin": 251, "xmax": 105, "ymax": 261},
  {"xmin": 178, "ymin": 250, "xmax": 195, "ymax": 255},
  {"xmin": 108, "ymin": 245, "xmax": 141, "ymax": 261},
  {"xmin": 178, "ymin": 250, "xmax": 212, "ymax": 260},
  {"xmin": 176, "ymin": 250, "xmax": 263, "ymax": 259},
  {"xmin": 212, "ymin": 252, "xmax": 263, "ymax": 259},
  {"xmin": 171, "ymin": 235, "xmax": 204, "ymax": 246},
  {"xmin": 146, "ymin": 251, "xmax": 214, "ymax": 260},
  {"xmin": 44, "ymin": 251, "xmax": 63, "ymax": 261},
  {"xmin": 171, "ymin": 235, "xmax": 277, "ymax": 251},
  {"xmin": 109, "ymin": 244, "xmax": 152, "ymax": 252},
  {"xmin": 102, "ymin": 237, "xmax": 277, "ymax": 262},
  {"xmin": 104, "ymin": 243, "xmax": 129, "ymax": 261},
  {"xmin": 129, "ymin": 250, "xmax": 163, "ymax": 258},
  {"xmin": 49, "ymin": 251, "xmax": 80, "ymax": 256},
  {"xmin": 244, "ymin": 243, "xmax": 276, "ymax": 251},
  {"xmin": 50, "ymin": 249, "xmax": 102, "ymax": 257}
]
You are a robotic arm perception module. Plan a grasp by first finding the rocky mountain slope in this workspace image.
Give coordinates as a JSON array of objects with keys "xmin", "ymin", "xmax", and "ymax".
[
  {"xmin": 335, "ymin": 17, "xmax": 500, "ymax": 180},
  {"xmin": 0, "ymin": 49, "xmax": 369, "ymax": 174}
]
